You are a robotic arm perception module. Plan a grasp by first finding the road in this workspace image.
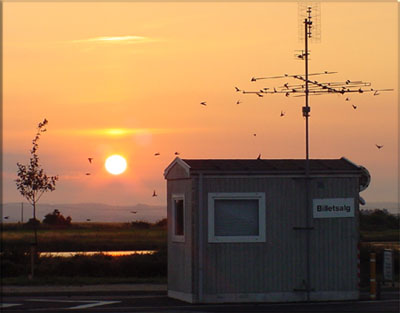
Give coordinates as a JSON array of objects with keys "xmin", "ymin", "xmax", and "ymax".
[{"xmin": 1, "ymin": 291, "xmax": 399, "ymax": 313}]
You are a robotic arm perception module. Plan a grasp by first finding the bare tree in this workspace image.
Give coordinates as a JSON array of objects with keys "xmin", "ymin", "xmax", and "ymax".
[{"xmin": 15, "ymin": 119, "xmax": 58, "ymax": 245}]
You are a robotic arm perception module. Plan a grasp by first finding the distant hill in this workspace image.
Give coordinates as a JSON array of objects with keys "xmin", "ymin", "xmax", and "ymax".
[{"xmin": 1, "ymin": 202, "xmax": 166, "ymax": 223}]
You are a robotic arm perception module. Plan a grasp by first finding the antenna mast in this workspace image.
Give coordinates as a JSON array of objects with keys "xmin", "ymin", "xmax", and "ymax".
[{"xmin": 303, "ymin": 5, "xmax": 312, "ymax": 302}]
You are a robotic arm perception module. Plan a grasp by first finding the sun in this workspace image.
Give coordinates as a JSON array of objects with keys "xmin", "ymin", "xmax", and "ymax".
[{"xmin": 105, "ymin": 155, "xmax": 127, "ymax": 175}]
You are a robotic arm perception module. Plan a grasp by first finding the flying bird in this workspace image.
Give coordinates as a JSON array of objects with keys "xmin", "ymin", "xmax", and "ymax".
[
  {"xmin": 4, "ymin": 216, "xmax": 9, "ymax": 219},
  {"xmin": 152, "ymin": 190, "xmax": 157, "ymax": 197},
  {"xmin": 253, "ymin": 133, "xmax": 257, "ymax": 137},
  {"xmin": 280, "ymin": 111, "xmax": 285, "ymax": 117},
  {"xmin": 236, "ymin": 100, "xmax": 242, "ymax": 104},
  {"xmin": 256, "ymin": 93, "xmax": 263, "ymax": 97},
  {"xmin": 86, "ymin": 219, "xmax": 91, "ymax": 222},
  {"xmin": 154, "ymin": 152, "xmax": 160, "ymax": 156},
  {"xmin": 374, "ymin": 90, "xmax": 379, "ymax": 96},
  {"xmin": 285, "ymin": 92, "xmax": 290, "ymax": 97},
  {"xmin": 200, "ymin": 101, "xmax": 207, "ymax": 106},
  {"xmin": 345, "ymin": 97, "xmax": 350, "ymax": 101},
  {"xmin": 352, "ymin": 105, "xmax": 357, "ymax": 109},
  {"xmin": 88, "ymin": 158, "xmax": 93, "ymax": 164},
  {"xmin": 375, "ymin": 144, "xmax": 383, "ymax": 150},
  {"xmin": 235, "ymin": 87, "xmax": 241, "ymax": 92},
  {"xmin": 130, "ymin": 211, "xmax": 137, "ymax": 214},
  {"xmin": 85, "ymin": 173, "xmax": 91, "ymax": 176}
]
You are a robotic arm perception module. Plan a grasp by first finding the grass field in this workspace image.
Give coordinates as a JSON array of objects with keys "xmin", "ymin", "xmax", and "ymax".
[{"xmin": 2, "ymin": 222, "xmax": 167, "ymax": 252}]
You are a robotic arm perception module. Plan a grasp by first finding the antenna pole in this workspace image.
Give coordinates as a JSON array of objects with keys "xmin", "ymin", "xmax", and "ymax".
[{"xmin": 304, "ymin": 7, "xmax": 312, "ymax": 302}]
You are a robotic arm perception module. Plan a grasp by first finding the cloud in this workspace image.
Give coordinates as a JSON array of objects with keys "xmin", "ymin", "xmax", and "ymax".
[
  {"xmin": 72, "ymin": 35, "xmax": 157, "ymax": 44},
  {"xmin": 56, "ymin": 128, "xmax": 210, "ymax": 137}
]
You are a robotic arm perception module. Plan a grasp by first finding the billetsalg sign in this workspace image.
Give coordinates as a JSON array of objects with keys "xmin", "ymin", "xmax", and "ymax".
[{"xmin": 313, "ymin": 198, "xmax": 355, "ymax": 218}]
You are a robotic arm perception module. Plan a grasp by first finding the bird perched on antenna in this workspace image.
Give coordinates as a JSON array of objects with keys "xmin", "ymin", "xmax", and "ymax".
[
  {"xmin": 375, "ymin": 144, "xmax": 383, "ymax": 150},
  {"xmin": 152, "ymin": 190, "xmax": 157, "ymax": 197},
  {"xmin": 235, "ymin": 87, "xmax": 241, "ymax": 92},
  {"xmin": 280, "ymin": 111, "xmax": 285, "ymax": 117},
  {"xmin": 352, "ymin": 105, "xmax": 357, "ymax": 109},
  {"xmin": 88, "ymin": 158, "xmax": 93, "ymax": 164},
  {"xmin": 174, "ymin": 152, "xmax": 180, "ymax": 155}
]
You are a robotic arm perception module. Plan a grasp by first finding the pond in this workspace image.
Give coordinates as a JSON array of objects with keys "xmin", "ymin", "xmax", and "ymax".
[{"xmin": 39, "ymin": 250, "xmax": 156, "ymax": 257}]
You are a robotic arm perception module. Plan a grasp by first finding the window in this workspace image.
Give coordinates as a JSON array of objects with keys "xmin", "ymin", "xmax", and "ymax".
[
  {"xmin": 208, "ymin": 192, "xmax": 266, "ymax": 243},
  {"xmin": 172, "ymin": 194, "xmax": 185, "ymax": 242}
]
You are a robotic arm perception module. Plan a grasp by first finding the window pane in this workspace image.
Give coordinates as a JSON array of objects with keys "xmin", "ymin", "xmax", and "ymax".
[
  {"xmin": 174, "ymin": 199, "xmax": 184, "ymax": 236},
  {"xmin": 214, "ymin": 199, "xmax": 259, "ymax": 236}
]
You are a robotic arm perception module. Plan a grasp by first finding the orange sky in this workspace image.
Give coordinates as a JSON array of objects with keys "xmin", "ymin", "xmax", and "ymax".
[{"xmin": 3, "ymin": 2, "xmax": 398, "ymax": 207}]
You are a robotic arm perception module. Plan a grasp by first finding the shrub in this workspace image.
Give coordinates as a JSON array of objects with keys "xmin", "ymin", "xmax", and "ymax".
[
  {"xmin": 43, "ymin": 209, "xmax": 71, "ymax": 226},
  {"xmin": 131, "ymin": 221, "xmax": 150, "ymax": 229}
]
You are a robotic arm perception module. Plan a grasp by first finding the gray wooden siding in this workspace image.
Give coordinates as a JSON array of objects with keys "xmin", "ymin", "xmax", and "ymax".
[
  {"xmin": 165, "ymin": 163, "xmax": 189, "ymax": 180},
  {"xmin": 167, "ymin": 179, "xmax": 193, "ymax": 293},
  {"xmin": 190, "ymin": 176, "xmax": 359, "ymax": 295}
]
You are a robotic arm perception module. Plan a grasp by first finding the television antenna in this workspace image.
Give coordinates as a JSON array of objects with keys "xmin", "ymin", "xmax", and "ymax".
[{"xmin": 236, "ymin": 3, "xmax": 392, "ymax": 302}]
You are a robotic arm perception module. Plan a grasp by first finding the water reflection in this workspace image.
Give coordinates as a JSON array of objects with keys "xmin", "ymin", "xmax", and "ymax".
[{"xmin": 39, "ymin": 250, "xmax": 156, "ymax": 257}]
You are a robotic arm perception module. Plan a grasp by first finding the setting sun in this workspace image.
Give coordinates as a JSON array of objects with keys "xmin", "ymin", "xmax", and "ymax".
[{"xmin": 105, "ymin": 155, "xmax": 127, "ymax": 175}]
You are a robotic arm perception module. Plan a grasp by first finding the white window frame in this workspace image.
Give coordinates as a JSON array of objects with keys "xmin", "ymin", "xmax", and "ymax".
[
  {"xmin": 208, "ymin": 192, "xmax": 266, "ymax": 243},
  {"xmin": 172, "ymin": 194, "xmax": 185, "ymax": 242}
]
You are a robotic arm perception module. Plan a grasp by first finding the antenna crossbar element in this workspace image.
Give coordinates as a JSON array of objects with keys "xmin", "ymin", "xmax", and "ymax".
[{"xmin": 251, "ymin": 71, "xmax": 337, "ymax": 82}]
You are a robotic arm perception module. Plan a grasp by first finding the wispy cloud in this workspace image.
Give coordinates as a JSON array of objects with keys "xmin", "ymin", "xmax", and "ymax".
[
  {"xmin": 57, "ymin": 128, "xmax": 205, "ymax": 137},
  {"xmin": 72, "ymin": 35, "xmax": 156, "ymax": 44}
]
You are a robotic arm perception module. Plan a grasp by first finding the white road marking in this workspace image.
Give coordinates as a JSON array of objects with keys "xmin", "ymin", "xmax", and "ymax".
[
  {"xmin": 26, "ymin": 299, "xmax": 120, "ymax": 310},
  {"xmin": 68, "ymin": 301, "xmax": 120, "ymax": 310},
  {"xmin": 0, "ymin": 303, "xmax": 22, "ymax": 308}
]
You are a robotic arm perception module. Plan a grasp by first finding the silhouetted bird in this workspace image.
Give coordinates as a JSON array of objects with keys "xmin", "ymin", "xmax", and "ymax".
[
  {"xmin": 285, "ymin": 92, "xmax": 290, "ymax": 97},
  {"xmin": 152, "ymin": 190, "xmax": 157, "ymax": 197},
  {"xmin": 86, "ymin": 219, "xmax": 91, "ymax": 222},
  {"xmin": 85, "ymin": 173, "xmax": 91, "ymax": 176},
  {"xmin": 274, "ymin": 88, "xmax": 277, "ymax": 93},
  {"xmin": 4, "ymin": 216, "xmax": 9, "ymax": 219},
  {"xmin": 154, "ymin": 152, "xmax": 160, "ymax": 156},
  {"xmin": 236, "ymin": 100, "xmax": 242, "ymax": 104},
  {"xmin": 131, "ymin": 211, "xmax": 137, "ymax": 214},
  {"xmin": 235, "ymin": 87, "xmax": 241, "ymax": 92},
  {"xmin": 345, "ymin": 80, "xmax": 351, "ymax": 84},
  {"xmin": 257, "ymin": 154, "xmax": 261, "ymax": 160},
  {"xmin": 284, "ymin": 83, "xmax": 289, "ymax": 89},
  {"xmin": 256, "ymin": 93, "xmax": 263, "ymax": 97},
  {"xmin": 374, "ymin": 91, "xmax": 379, "ymax": 96},
  {"xmin": 352, "ymin": 105, "xmax": 357, "ymax": 109},
  {"xmin": 280, "ymin": 111, "xmax": 285, "ymax": 117},
  {"xmin": 251, "ymin": 77, "xmax": 257, "ymax": 82},
  {"xmin": 345, "ymin": 97, "xmax": 350, "ymax": 101},
  {"xmin": 88, "ymin": 158, "xmax": 93, "ymax": 164},
  {"xmin": 200, "ymin": 101, "xmax": 207, "ymax": 106},
  {"xmin": 375, "ymin": 144, "xmax": 383, "ymax": 149},
  {"xmin": 253, "ymin": 133, "xmax": 257, "ymax": 137},
  {"xmin": 174, "ymin": 152, "xmax": 180, "ymax": 155}
]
